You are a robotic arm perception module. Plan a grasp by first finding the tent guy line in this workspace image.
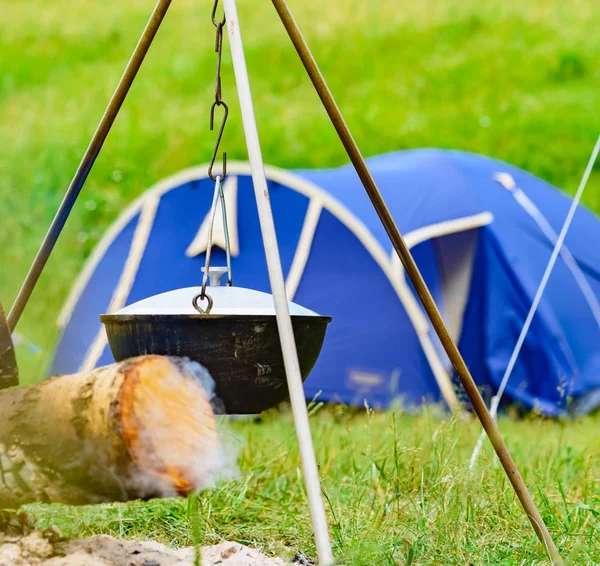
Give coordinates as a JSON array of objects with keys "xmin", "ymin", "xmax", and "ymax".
[
  {"xmin": 494, "ymin": 172, "xmax": 600, "ymax": 329},
  {"xmin": 469, "ymin": 134, "xmax": 600, "ymax": 468}
]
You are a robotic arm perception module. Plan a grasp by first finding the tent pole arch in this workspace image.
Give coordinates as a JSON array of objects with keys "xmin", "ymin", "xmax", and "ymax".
[
  {"xmin": 79, "ymin": 193, "xmax": 160, "ymax": 372},
  {"xmin": 285, "ymin": 198, "xmax": 323, "ymax": 299},
  {"xmin": 55, "ymin": 161, "xmax": 492, "ymax": 410}
]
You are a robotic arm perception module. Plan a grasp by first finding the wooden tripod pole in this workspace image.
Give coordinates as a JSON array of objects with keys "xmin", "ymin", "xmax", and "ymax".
[
  {"xmin": 270, "ymin": 0, "xmax": 563, "ymax": 563},
  {"xmin": 7, "ymin": 0, "xmax": 173, "ymax": 336},
  {"xmin": 222, "ymin": 1, "xmax": 334, "ymax": 564}
]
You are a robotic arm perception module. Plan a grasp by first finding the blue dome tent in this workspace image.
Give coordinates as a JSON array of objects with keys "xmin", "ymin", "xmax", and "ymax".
[{"xmin": 49, "ymin": 149, "xmax": 600, "ymax": 416}]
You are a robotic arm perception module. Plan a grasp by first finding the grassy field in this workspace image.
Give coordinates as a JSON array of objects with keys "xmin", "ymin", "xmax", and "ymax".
[
  {"xmin": 26, "ymin": 406, "xmax": 600, "ymax": 565},
  {"xmin": 1, "ymin": 0, "xmax": 599, "ymax": 374},
  {"xmin": 2, "ymin": 0, "xmax": 600, "ymax": 563}
]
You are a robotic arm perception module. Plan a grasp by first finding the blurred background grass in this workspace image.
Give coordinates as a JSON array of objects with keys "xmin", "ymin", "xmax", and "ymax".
[
  {"xmin": 1, "ymin": 0, "xmax": 599, "ymax": 379},
  {"xmin": 3, "ymin": 2, "xmax": 600, "ymax": 563}
]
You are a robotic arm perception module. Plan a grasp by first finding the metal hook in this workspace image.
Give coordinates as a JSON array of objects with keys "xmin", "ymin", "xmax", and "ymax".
[
  {"xmin": 211, "ymin": 0, "xmax": 226, "ymax": 27},
  {"xmin": 192, "ymin": 292, "xmax": 213, "ymax": 314},
  {"xmin": 208, "ymin": 101, "xmax": 228, "ymax": 182}
]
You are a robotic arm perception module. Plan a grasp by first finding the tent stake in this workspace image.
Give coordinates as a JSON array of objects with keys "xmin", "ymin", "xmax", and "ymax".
[
  {"xmin": 222, "ymin": 1, "xmax": 334, "ymax": 564},
  {"xmin": 270, "ymin": 0, "xmax": 563, "ymax": 563},
  {"xmin": 7, "ymin": 0, "xmax": 173, "ymax": 335}
]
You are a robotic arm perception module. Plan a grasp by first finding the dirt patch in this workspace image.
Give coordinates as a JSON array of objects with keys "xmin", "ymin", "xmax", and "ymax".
[{"xmin": 0, "ymin": 531, "xmax": 288, "ymax": 565}]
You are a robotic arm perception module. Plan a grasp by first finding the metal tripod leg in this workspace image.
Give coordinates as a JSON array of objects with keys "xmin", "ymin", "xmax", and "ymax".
[
  {"xmin": 222, "ymin": 0, "xmax": 334, "ymax": 563},
  {"xmin": 7, "ymin": 0, "xmax": 174, "ymax": 336},
  {"xmin": 0, "ymin": 301, "xmax": 18, "ymax": 389},
  {"xmin": 269, "ymin": 0, "xmax": 563, "ymax": 563}
]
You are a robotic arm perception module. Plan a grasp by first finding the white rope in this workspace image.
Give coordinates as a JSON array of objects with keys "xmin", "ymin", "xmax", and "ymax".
[
  {"xmin": 495, "ymin": 172, "xmax": 600, "ymax": 329},
  {"xmin": 470, "ymin": 135, "xmax": 600, "ymax": 468}
]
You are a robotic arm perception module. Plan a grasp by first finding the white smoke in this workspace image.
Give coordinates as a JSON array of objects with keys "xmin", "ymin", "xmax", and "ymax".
[
  {"xmin": 128, "ymin": 357, "xmax": 241, "ymax": 498},
  {"xmin": 179, "ymin": 357, "xmax": 241, "ymax": 490}
]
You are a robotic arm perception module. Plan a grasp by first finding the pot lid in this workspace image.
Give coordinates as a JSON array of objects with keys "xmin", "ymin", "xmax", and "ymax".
[{"xmin": 113, "ymin": 286, "xmax": 320, "ymax": 316}]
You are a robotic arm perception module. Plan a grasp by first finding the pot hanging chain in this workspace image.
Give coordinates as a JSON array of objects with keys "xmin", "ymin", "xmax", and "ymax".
[
  {"xmin": 193, "ymin": 0, "xmax": 233, "ymax": 315},
  {"xmin": 208, "ymin": 0, "xmax": 228, "ymax": 183}
]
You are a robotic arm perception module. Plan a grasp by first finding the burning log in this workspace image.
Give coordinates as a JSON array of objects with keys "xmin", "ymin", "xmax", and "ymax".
[{"xmin": 0, "ymin": 355, "xmax": 226, "ymax": 509}]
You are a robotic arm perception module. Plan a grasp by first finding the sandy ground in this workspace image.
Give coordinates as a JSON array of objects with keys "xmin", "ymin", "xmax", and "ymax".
[{"xmin": 0, "ymin": 530, "xmax": 290, "ymax": 566}]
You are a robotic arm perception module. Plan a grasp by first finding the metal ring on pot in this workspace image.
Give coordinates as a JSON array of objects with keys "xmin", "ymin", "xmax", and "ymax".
[{"xmin": 192, "ymin": 292, "xmax": 214, "ymax": 314}]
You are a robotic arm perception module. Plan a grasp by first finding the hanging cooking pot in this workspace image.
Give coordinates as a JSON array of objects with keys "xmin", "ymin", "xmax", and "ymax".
[{"xmin": 101, "ymin": 269, "xmax": 331, "ymax": 414}]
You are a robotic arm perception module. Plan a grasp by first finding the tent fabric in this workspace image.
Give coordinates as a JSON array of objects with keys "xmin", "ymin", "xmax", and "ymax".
[{"xmin": 49, "ymin": 149, "xmax": 600, "ymax": 416}]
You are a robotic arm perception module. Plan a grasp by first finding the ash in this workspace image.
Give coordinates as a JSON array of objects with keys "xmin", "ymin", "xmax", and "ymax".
[{"xmin": 0, "ymin": 531, "xmax": 287, "ymax": 565}]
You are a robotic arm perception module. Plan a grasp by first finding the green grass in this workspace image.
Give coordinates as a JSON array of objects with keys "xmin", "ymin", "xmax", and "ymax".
[
  {"xmin": 25, "ymin": 406, "xmax": 600, "ymax": 565},
  {"xmin": 2, "ymin": 0, "xmax": 600, "ymax": 563}
]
